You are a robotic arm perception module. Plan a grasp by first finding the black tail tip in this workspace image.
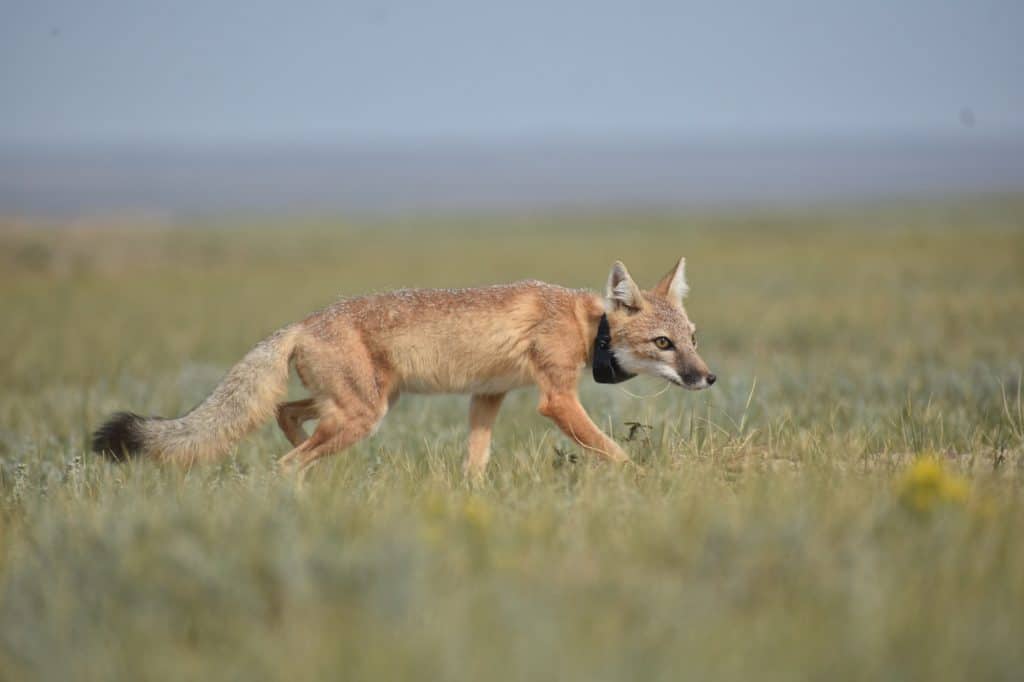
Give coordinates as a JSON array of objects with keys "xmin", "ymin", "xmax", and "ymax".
[{"xmin": 91, "ymin": 412, "xmax": 145, "ymax": 462}]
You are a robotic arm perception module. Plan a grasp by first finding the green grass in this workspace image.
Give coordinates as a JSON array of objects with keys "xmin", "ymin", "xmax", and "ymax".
[{"xmin": 1, "ymin": 198, "xmax": 1023, "ymax": 681}]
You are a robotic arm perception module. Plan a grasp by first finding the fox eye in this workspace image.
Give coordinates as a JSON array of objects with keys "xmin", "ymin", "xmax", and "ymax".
[
  {"xmin": 691, "ymin": 333, "xmax": 698, "ymax": 349},
  {"xmin": 653, "ymin": 336, "xmax": 674, "ymax": 350}
]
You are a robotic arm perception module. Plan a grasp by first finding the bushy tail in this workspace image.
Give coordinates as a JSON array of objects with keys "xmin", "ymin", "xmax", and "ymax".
[{"xmin": 92, "ymin": 325, "xmax": 301, "ymax": 464}]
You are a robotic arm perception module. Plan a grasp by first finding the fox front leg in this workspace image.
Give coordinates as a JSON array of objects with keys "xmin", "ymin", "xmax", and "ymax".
[
  {"xmin": 464, "ymin": 392, "xmax": 506, "ymax": 479},
  {"xmin": 538, "ymin": 391, "xmax": 629, "ymax": 463}
]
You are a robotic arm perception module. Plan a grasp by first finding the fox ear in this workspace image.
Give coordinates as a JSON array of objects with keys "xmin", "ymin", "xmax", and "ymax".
[
  {"xmin": 652, "ymin": 257, "xmax": 689, "ymax": 305},
  {"xmin": 606, "ymin": 261, "xmax": 644, "ymax": 311}
]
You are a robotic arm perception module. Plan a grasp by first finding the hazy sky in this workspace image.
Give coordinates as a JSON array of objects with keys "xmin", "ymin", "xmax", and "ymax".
[{"xmin": 3, "ymin": 0, "xmax": 1022, "ymax": 145}]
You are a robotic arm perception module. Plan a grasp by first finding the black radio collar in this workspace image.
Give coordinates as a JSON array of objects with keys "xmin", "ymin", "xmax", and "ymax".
[{"xmin": 592, "ymin": 313, "xmax": 636, "ymax": 384}]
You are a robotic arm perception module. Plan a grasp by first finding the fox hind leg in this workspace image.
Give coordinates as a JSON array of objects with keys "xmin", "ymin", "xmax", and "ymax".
[
  {"xmin": 276, "ymin": 398, "xmax": 319, "ymax": 446},
  {"xmin": 280, "ymin": 334, "xmax": 395, "ymax": 478},
  {"xmin": 291, "ymin": 395, "xmax": 392, "ymax": 478}
]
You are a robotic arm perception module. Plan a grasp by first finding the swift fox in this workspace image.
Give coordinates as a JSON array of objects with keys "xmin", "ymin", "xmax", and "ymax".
[{"xmin": 92, "ymin": 258, "xmax": 715, "ymax": 476}]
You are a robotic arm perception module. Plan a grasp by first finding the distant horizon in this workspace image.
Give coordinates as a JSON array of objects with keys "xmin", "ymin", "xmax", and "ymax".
[
  {"xmin": 4, "ymin": 135, "xmax": 1023, "ymax": 218},
  {"xmin": 3, "ymin": 128, "xmax": 1022, "ymax": 154}
]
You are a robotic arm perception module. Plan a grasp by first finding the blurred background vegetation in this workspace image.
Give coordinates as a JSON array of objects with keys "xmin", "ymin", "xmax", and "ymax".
[{"xmin": 1, "ymin": 197, "xmax": 1022, "ymax": 681}]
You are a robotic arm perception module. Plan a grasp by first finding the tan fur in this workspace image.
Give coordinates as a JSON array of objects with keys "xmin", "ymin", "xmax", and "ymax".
[{"xmin": 93, "ymin": 259, "xmax": 715, "ymax": 477}]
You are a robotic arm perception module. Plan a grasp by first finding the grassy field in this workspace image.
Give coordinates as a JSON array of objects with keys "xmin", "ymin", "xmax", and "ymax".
[{"xmin": 1, "ymin": 198, "xmax": 1023, "ymax": 681}]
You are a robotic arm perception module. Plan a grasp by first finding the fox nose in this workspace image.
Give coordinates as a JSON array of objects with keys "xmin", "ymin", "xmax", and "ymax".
[{"xmin": 706, "ymin": 374, "xmax": 717, "ymax": 386}]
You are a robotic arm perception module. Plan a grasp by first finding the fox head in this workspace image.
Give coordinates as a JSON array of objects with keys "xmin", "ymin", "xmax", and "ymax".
[{"xmin": 603, "ymin": 258, "xmax": 716, "ymax": 390}]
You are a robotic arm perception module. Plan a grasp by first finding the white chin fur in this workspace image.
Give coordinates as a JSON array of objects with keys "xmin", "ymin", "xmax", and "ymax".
[
  {"xmin": 614, "ymin": 349, "xmax": 711, "ymax": 390},
  {"xmin": 614, "ymin": 349, "xmax": 686, "ymax": 387}
]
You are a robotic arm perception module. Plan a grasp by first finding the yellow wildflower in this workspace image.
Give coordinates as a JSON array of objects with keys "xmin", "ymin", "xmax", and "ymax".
[{"xmin": 895, "ymin": 454, "xmax": 970, "ymax": 514}]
